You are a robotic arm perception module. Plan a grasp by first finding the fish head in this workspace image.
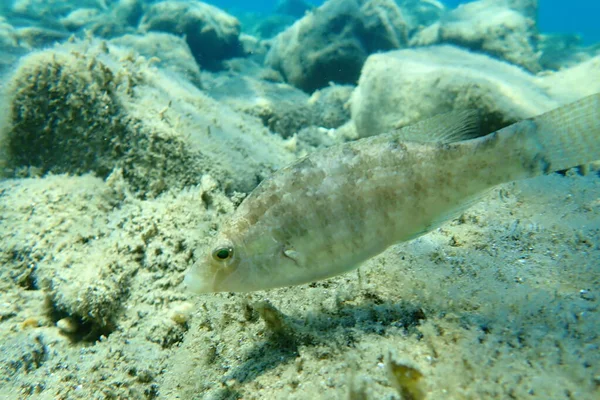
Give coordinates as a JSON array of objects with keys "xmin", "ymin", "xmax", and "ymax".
[{"xmin": 184, "ymin": 228, "xmax": 304, "ymax": 293}]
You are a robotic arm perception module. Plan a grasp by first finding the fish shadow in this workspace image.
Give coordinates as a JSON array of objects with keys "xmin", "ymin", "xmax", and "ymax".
[{"xmin": 224, "ymin": 296, "xmax": 426, "ymax": 385}]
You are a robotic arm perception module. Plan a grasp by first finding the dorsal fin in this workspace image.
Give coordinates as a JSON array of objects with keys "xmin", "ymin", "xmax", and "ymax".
[{"xmin": 393, "ymin": 110, "xmax": 482, "ymax": 144}]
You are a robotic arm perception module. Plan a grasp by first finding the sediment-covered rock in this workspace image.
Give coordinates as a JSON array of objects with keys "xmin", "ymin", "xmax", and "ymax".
[
  {"xmin": 266, "ymin": 0, "xmax": 408, "ymax": 92},
  {"xmin": 0, "ymin": 40, "xmax": 294, "ymax": 197},
  {"xmin": 410, "ymin": 0, "xmax": 541, "ymax": 72},
  {"xmin": 110, "ymin": 32, "xmax": 202, "ymax": 88},
  {"xmin": 139, "ymin": 0, "xmax": 242, "ymax": 70},
  {"xmin": 350, "ymin": 45, "xmax": 600, "ymax": 138},
  {"xmin": 203, "ymin": 59, "xmax": 353, "ymax": 137}
]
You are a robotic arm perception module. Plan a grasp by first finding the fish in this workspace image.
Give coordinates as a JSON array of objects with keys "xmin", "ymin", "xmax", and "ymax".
[{"xmin": 185, "ymin": 93, "xmax": 600, "ymax": 293}]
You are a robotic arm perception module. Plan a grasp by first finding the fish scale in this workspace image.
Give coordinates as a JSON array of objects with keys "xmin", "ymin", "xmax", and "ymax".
[{"xmin": 186, "ymin": 93, "xmax": 600, "ymax": 293}]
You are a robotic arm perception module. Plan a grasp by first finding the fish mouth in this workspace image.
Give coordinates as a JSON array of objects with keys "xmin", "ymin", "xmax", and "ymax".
[
  {"xmin": 183, "ymin": 267, "xmax": 214, "ymax": 294},
  {"xmin": 184, "ymin": 262, "xmax": 235, "ymax": 293}
]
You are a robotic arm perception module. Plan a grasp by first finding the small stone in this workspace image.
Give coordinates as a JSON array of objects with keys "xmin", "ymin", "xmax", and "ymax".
[
  {"xmin": 170, "ymin": 302, "xmax": 193, "ymax": 325},
  {"xmin": 56, "ymin": 317, "xmax": 78, "ymax": 334},
  {"xmin": 579, "ymin": 289, "xmax": 595, "ymax": 301},
  {"xmin": 21, "ymin": 317, "xmax": 40, "ymax": 329},
  {"xmin": 387, "ymin": 356, "xmax": 426, "ymax": 400}
]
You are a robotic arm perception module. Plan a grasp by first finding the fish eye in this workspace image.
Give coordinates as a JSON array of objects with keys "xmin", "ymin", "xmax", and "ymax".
[{"xmin": 212, "ymin": 246, "xmax": 233, "ymax": 262}]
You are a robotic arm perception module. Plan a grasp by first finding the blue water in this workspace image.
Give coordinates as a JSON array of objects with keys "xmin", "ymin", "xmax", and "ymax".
[
  {"xmin": 210, "ymin": 0, "xmax": 600, "ymax": 45},
  {"xmin": 445, "ymin": 0, "xmax": 600, "ymax": 44},
  {"xmin": 538, "ymin": 0, "xmax": 600, "ymax": 44}
]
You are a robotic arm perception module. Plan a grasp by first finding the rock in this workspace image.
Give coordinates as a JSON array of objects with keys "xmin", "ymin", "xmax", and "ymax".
[
  {"xmin": 0, "ymin": 18, "xmax": 27, "ymax": 73},
  {"xmin": 0, "ymin": 40, "xmax": 294, "ymax": 197},
  {"xmin": 221, "ymin": 56, "xmax": 281, "ymax": 80},
  {"xmin": 10, "ymin": 0, "xmax": 105, "ymax": 20},
  {"xmin": 505, "ymin": 0, "xmax": 537, "ymax": 19},
  {"xmin": 410, "ymin": 0, "xmax": 541, "ymax": 73},
  {"xmin": 110, "ymin": 33, "xmax": 202, "ymax": 88},
  {"xmin": 87, "ymin": 20, "xmax": 134, "ymax": 40},
  {"xmin": 139, "ymin": 1, "xmax": 242, "ymax": 71},
  {"xmin": 0, "ymin": 175, "xmax": 130, "ymax": 336},
  {"xmin": 14, "ymin": 26, "xmax": 70, "ymax": 49},
  {"xmin": 5, "ymin": 2, "xmax": 74, "ymax": 49},
  {"xmin": 238, "ymin": 34, "xmax": 270, "ymax": 61},
  {"xmin": 0, "ymin": 170, "xmax": 231, "ymax": 341},
  {"xmin": 56, "ymin": 317, "xmax": 79, "ymax": 334},
  {"xmin": 203, "ymin": 59, "xmax": 353, "ymax": 137},
  {"xmin": 58, "ymin": 1, "xmax": 143, "ymax": 38},
  {"xmin": 202, "ymin": 64, "xmax": 314, "ymax": 138},
  {"xmin": 266, "ymin": 0, "xmax": 408, "ymax": 93},
  {"xmin": 112, "ymin": 0, "xmax": 144, "ymax": 27},
  {"xmin": 6, "ymin": 1, "xmax": 141, "ymax": 41},
  {"xmin": 539, "ymin": 56, "xmax": 600, "ymax": 101},
  {"xmin": 0, "ymin": 17, "xmax": 19, "ymax": 50},
  {"xmin": 538, "ymin": 34, "xmax": 600, "ymax": 71},
  {"xmin": 350, "ymin": 45, "xmax": 600, "ymax": 139},
  {"xmin": 295, "ymin": 126, "xmax": 340, "ymax": 153},
  {"xmin": 59, "ymin": 8, "xmax": 102, "ymax": 31},
  {"xmin": 308, "ymin": 84, "xmax": 354, "ymax": 128},
  {"xmin": 398, "ymin": 0, "xmax": 445, "ymax": 31},
  {"xmin": 93, "ymin": 0, "xmax": 144, "ymax": 38}
]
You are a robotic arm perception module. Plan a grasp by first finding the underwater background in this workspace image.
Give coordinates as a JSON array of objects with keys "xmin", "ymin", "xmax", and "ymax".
[
  {"xmin": 214, "ymin": 0, "xmax": 600, "ymax": 43},
  {"xmin": 0, "ymin": 0, "xmax": 599, "ymax": 399}
]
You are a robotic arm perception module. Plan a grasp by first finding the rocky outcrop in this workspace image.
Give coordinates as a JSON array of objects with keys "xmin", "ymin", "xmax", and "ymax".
[
  {"xmin": 411, "ymin": 0, "xmax": 541, "ymax": 72},
  {"xmin": 139, "ymin": 1, "xmax": 242, "ymax": 70},
  {"xmin": 350, "ymin": 45, "xmax": 600, "ymax": 138},
  {"xmin": 0, "ymin": 40, "xmax": 293, "ymax": 197},
  {"xmin": 266, "ymin": 0, "xmax": 408, "ymax": 93}
]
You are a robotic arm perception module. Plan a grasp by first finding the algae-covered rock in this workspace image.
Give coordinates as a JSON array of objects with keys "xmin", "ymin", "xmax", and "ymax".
[
  {"xmin": 350, "ymin": 45, "xmax": 600, "ymax": 139},
  {"xmin": 5, "ymin": 0, "xmax": 143, "ymax": 46},
  {"xmin": 111, "ymin": 0, "xmax": 144, "ymax": 28},
  {"xmin": 0, "ymin": 168, "xmax": 233, "ymax": 374},
  {"xmin": 0, "ymin": 175, "xmax": 130, "ymax": 336},
  {"xmin": 266, "ymin": 0, "xmax": 408, "ymax": 92},
  {"xmin": 0, "ymin": 40, "xmax": 294, "ymax": 197},
  {"xmin": 350, "ymin": 45, "xmax": 553, "ymax": 138},
  {"xmin": 10, "ymin": 0, "xmax": 106, "ymax": 20},
  {"xmin": 0, "ymin": 17, "xmax": 20, "ymax": 50},
  {"xmin": 506, "ymin": 0, "xmax": 537, "ymax": 19},
  {"xmin": 57, "ymin": 0, "xmax": 143, "ymax": 39},
  {"xmin": 59, "ymin": 8, "xmax": 102, "ymax": 31},
  {"xmin": 14, "ymin": 26, "xmax": 70, "ymax": 49},
  {"xmin": 0, "ymin": 18, "xmax": 26, "ymax": 74},
  {"xmin": 539, "ymin": 56, "xmax": 600, "ymax": 100},
  {"xmin": 139, "ymin": 0, "xmax": 242, "ymax": 70},
  {"xmin": 110, "ymin": 32, "xmax": 202, "ymax": 88},
  {"xmin": 411, "ymin": 0, "xmax": 541, "ymax": 72},
  {"xmin": 538, "ymin": 33, "xmax": 600, "ymax": 71},
  {"xmin": 203, "ymin": 71, "xmax": 314, "ymax": 138},
  {"xmin": 397, "ymin": 0, "xmax": 445, "ymax": 31},
  {"xmin": 308, "ymin": 84, "xmax": 353, "ymax": 129},
  {"xmin": 1, "ymin": 43, "xmax": 129, "ymax": 180},
  {"xmin": 203, "ymin": 61, "xmax": 353, "ymax": 138}
]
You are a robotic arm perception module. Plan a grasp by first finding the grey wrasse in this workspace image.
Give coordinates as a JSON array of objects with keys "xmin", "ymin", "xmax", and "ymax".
[{"xmin": 185, "ymin": 93, "xmax": 600, "ymax": 293}]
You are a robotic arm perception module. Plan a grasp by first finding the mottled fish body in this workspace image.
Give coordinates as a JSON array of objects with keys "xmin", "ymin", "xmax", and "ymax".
[{"xmin": 186, "ymin": 94, "xmax": 600, "ymax": 293}]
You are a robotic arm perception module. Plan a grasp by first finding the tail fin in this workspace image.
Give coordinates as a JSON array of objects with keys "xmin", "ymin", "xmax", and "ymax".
[
  {"xmin": 475, "ymin": 93, "xmax": 600, "ymax": 183},
  {"xmin": 528, "ymin": 93, "xmax": 600, "ymax": 173}
]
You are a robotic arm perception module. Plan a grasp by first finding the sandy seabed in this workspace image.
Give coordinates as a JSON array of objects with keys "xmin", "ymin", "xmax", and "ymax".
[{"xmin": 1, "ymin": 167, "xmax": 598, "ymax": 399}]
